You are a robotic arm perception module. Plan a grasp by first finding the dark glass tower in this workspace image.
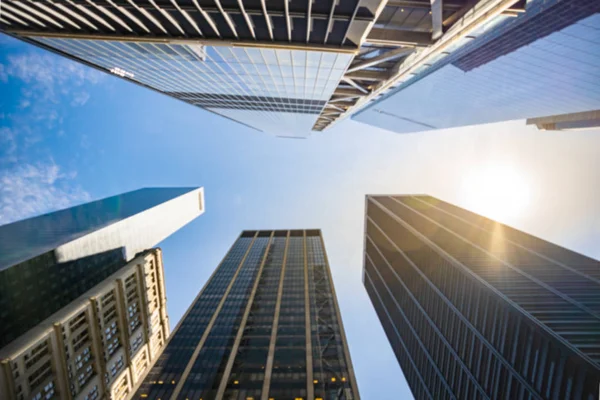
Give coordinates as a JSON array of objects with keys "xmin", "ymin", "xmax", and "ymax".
[
  {"xmin": 135, "ymin": 229, "xmax": 359, "ymax": 400},
  {"xmin": 364, "ymin": 195, "xmax": 600, "ymax": 400},
  {"xmin": 0, "ymin": 187, "xmax": 204, "ymax": 349}
]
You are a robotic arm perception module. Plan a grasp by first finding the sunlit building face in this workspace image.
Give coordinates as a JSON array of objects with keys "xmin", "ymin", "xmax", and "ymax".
[{"xmin": 363, "ymin": 194, "xmax": 600, "ymax": 400}]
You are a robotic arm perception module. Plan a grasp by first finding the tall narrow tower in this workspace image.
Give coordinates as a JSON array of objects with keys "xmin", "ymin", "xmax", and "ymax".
[
  {"xmin": 0, "ymin": 187, "xmax": 204, "ymax": 348},
  {"xmin": 135, "ymin": 229, "xmax": 359, "ymax": 400},
  {"xmin": 363, "ymin": 194, "xmax": 600, "ymax": 399}
]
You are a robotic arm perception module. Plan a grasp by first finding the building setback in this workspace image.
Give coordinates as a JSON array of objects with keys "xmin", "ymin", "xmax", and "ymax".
[
  {"xmin": 135, "ymin": 229, "xmax": 359, "ymax": 400},
  {"xmin": 363, "ymin": 195, "xmax": 600, "ymax": 399},
  {"xmin": 0, "ymin": 187, "xmax": 204, "ymax": 349},
  {"xmin": 351, "ymin": 0, "xmax": 600, "ymax": 134},
  {"xmin": 0, "ymin": 0, "xmax": 385, "ymax": 136},
  {"xmin": 0, "ymin": 249, "xmax": 170, "ymax": 400},
  {"xmin": 0, "ymin": 0, "xmax": 529, "ymax": 134},
  {"xmin": 527, "ymin": 109, "xmax": 600, "ymax": 131}
]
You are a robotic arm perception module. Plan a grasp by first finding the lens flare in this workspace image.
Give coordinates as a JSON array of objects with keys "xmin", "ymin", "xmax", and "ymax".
[{"xmin": 460, "ymin": 165, "xmax": 531, "ymax": 222}]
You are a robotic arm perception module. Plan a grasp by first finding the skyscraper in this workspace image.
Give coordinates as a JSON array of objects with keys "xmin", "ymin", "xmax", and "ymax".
[
  {"xmin": 0, "ymin": 0, "xmax": 385, "ymax": 136},
  {"xmin": 363, "ymin": 195, "xmax": 600, "ymax": 399},
  {"xmin": 0, "ymin": 248, "xmax": 169, "ymax": 400},
  {"xmin": 0, "ymin": 0, "xmax": 527, "ymax": 134},
  {"xmin": 0, "ymin": 187, "xmax": 204, "ymax": 348},
  {"xmin": 351, "ymin": 0, "xmax": 600, "ymax": 134},
  {"xmin": 135, "ymin": 229, "xmax": 359, "ymax": 400}
]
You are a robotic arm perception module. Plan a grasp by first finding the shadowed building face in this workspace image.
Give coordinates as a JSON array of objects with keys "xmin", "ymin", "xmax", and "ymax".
[
  {"xmin": 364, "ymin": 195, "xmax": 600, "ymax": 399},
  {"xmin": 134, "ymin": 229, "xmax": 359, "ymax": 400},
  {"xmin": 0, "ymin": 187, "xmax": 204, "ymax": 348}
]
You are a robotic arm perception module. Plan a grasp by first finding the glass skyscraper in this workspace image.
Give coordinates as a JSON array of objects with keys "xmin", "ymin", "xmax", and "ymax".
[
  {"xmin": 0, "ymin": 187, "xmax": 204, "ymax": 348},
  {"xmin": 1, "ymin": 0, "xmax": 530, "ymax": 133},
  {"xmin": 364, "ymin": 195, "xmax": 600, "ymax": 399},
  {"xmin": 135, "ymin": 229, "xmax": 359, "ymax": 400},
  {"xmin": 352, "ymin": 0, "xmax": 600, "ymax": 134},
  {"xmin": 0, "ymin": 0, "xmax": 384, "ymax": 136}
]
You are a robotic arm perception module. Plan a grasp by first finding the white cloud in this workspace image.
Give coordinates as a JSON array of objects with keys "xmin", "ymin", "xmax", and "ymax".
[
  {"xmin": 2, "ymin": 53, "xmax": 103, "ymax": 105},
  {"xmin": 71, "ymin": 91, "xmax": 91, "ymax": 107},
  {"xmin": 0, "ymin": 127, "xmax": 18, "ymax": 163},
  {"xmin": 0, "ymin": 53, "xmax": 103, "ymax": 98},
  {"xmin": 0, "ymin": 161, "xmax": 90, "ymax": 225},
  {"xmin": 0, "ymin": 64, "xmax": 7, "ymax": 83}
]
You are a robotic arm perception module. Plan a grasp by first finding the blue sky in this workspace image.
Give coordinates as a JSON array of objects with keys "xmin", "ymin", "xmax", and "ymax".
[{"xmin": 1, "ymin": 33, "xmax": 600, "ymax": 399}]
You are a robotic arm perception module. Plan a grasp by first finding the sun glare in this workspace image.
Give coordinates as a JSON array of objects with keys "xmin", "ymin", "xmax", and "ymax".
[{"xmin": 460, "ymin": 165, "xmax": 531, "ymax": 222}]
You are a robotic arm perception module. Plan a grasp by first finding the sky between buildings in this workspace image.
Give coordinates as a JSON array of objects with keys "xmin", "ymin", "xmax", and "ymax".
[{"xmin": 1, "ymin": 33, "xmax": 599, "ymax": 399}]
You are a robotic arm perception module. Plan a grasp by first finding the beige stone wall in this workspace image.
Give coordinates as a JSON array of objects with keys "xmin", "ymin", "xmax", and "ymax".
[{"xmin": 0, "ymin": 249, "xmax": 169, "ymax": 400}]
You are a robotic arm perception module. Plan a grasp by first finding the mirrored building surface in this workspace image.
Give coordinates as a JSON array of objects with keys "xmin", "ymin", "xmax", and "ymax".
[
  {"xmin": 364, "ymin": 195, "xmax": 600, "ymax": 399},
  {"xmin": 0, "ymin": 187, "xmax": 204, "ymax": 348},
  {"xmin": 1, "ymin": 0, "xmax": 533, "ymax": 134},
  {"xmin": 135, "ymin": 229, "xmax": 359, "ymax": 400},
  {"xmin": 352, "ymin": 1, "xmax": 600, "ymax": 134},
  {"xmin": 0, "ymin": 0, "xmax": 382, "ymax": 136}
]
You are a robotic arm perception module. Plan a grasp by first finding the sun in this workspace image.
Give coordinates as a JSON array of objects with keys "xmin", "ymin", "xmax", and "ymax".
[{"xmin": 459, "ymin": 164, "xmax": 531, "ymax": 222}]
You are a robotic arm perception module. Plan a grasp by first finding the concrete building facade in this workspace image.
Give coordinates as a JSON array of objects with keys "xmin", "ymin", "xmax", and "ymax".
[{"xmin": 0, "ymin": 249, "xmax": 170, "ymax": 400}]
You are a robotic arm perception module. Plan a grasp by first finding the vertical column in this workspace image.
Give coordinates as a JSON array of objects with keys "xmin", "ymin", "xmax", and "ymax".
[
  {"xmin": 320, "ymin": 233, "xmax": 361, "ymax": 398},
  {"xmin": 266, "ymin": 231, "xmax": 309, "ymax": 399},
  {"xmin": 215, "ymin": 232, "xmax": 274, "ymax": 397},
  {"xmin": 304, "ymin": 230, "xmax": 315, "ymax": 400},
  {"xmin": 88, "ymin": 297, "xmax": 109, "ymax": 398},
  {"xmin": 261, "ymin": 232, "xmax": 290, "ymax": 400},
  {"xmin": 0, "ymin": 360, "xmax": 17, "ymax": 400},
  {"xmin": 168, "ymin": 232, "xmax": 258, "ymax": 400},
  {"xmin": 52, "ymin": 324, "xmax": 71, "ymax": 400}
]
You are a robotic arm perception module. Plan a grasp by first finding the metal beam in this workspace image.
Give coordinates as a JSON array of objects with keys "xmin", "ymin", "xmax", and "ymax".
[
  {"xmin": 334, "ymin": 87, "xmax": 367, "ymax": 96},
  {"xmin": 325, "ymin": 104, "xmax": 346, "ymax": 112},
  {"xmin": 341, "ymin": 0, "xmax": 361, "ymax": 46},
  {"xmin": 5, "ymin": 29, "xmax": 359, "ymax": 53},
  {"xmin": 366, "ymin": 28, "xmax": 433, "ymax": 46},
  {"xmin": 442, "ymin": 0, "xmax": 477, "ymax": 27},
  {"xmin": 329, "ymin": 96, "xmax": 360, "ymax": 103},
  {"xmin": 306, "ymin": 0, "xmax": 312, "ymax": 43},
  {"xmin": 260, "ymin": 233, "xmax": 290, "ymax": 400},
  {"xmin": 284, "ymin": 0, "xmax": 292, "ymax": 42},
  {"xmin": 324, "ymin": 0, "xmax": 336, "ymax": 44},
  {"xmin": 342, "ymin": 77, "xmax": 369, "ymax": 94},
  {"xmin": 36, "ymin": 0, "xmax": 375, "ymax": 21},
  {"xmin": 260, "ymin": 0, "xmax": 274, "ymax": 40},
  {"xmin": 303, "ymin": 231, "xmax": 314, "ymax": 400},
  {"xmin": 347, "ymin": 46, "xmax": 415, "ymax": 73},
  {"xmin": 237, "ymin": 0, "xmax": 256, "ymax": 39},
  {"xmin": 430, "ymin": 0, "xmax": 443, "ymax": 40},
  {"xmin": 387, "ymin": 0, "xmax": 464, "ymax": 9},
  {"xmin": 316, "ymin": 0, "xmax": 524, "ymax": 131},
  {"xmin": 345, "ymin": 70, "xmax": 388, "ymax": 81}
]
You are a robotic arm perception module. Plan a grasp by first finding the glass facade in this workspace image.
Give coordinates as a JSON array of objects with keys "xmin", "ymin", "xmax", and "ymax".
[
  {"xmin": 135, "ymin": 229, "xmax": 359, "ymax": 400},
  {"xmin": 30, "ymin": 37, "xmax": 352, "ymax": 136},
  {"xmin": 0, "ymin": 187, "xmax": 199, "ymax": 269},
  {"xmin": 364, "ymin": 195, "xmax": 600, "ymax": 399},
  {"xmin": 353, "ymin": 0, "xmax": 600, "ymax": 134},
  {"xmin": 0, "ymin": 187, "xmax": 203, "ymax": 349}
]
